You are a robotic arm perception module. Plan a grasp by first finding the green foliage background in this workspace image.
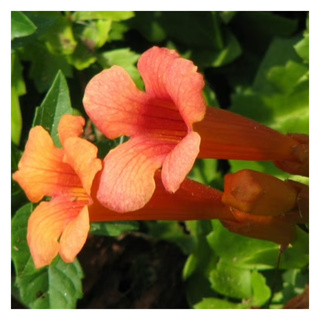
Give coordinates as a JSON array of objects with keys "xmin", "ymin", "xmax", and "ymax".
[{"xmin": 11, "ymin": 11, "xmax": 309, "ymax": 309}]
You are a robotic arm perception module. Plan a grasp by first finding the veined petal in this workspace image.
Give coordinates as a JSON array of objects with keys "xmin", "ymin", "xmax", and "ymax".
[
  {"xmin": 97, "ymin": 137, "xmax": 174, "ymax": 212},
  {"xmin": 58, "ymin": 114, "xmax": 85, "ymax": 146},
  {"xmin": 59, "ymin": 205, "xmax": 90, "ymax": 263},
  {"xmin": 27, "ymin": 196, "xmax": 87, "ymax": 268},
  {"xmin": 138, "ymin": 47, "xmax": 206, "ymax": 126},
  {"xmin": 83, "ymin": 65, "xmax": 146, "ymax": 139},
  {"xmin": 162, "ymin": 131, "xmax": 201, "ymax": 192},
  {"xmin": 63, "ymin": 137, "xmax": 102, "ymax": 195},
  {"xmin": 12, "ymin": 126, "xmax": 81, "ymax": 203}
]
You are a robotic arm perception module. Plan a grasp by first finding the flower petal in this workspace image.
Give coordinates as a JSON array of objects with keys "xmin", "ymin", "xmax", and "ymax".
[
  {"xmin": 59, "ymin": 205, "xmax": 90, "ymax": 263},
  {"xmin": 27, "ymin": 196, "xmax": 87, "ymax": 268},
  {"xmin": 97, "ymin": 137, "xmax": 174, "ymax": 212},
  {"xmin": 138, "ymin": 46, "xmax": 206, "ymax": 127},
  {"xmin": 58, "ymin": 114, "xmax": 85, "ymax": 146},
  {"xmin": 12, "ymin": 126, "xmax": 81, "ymax": 203},
  {"xmin": 63, "ymin": 137, "xmax": 102, "ymax": 195},
  {"xmin": 162, "ymin": 131, "xmax": 201, "ymax": 192},
  {"xmin": 83, "ymin": 65, "xmax": 146, "ymax": 139}
]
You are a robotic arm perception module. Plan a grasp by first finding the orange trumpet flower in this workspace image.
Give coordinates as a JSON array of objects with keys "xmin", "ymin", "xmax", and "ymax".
[
  {"xmin": 13, "ymin": 115, "xmax": 102, "ymax": 268},
  {"xmin": 83, "ymin": 46, "xmax": 301, "ymax": 213}
]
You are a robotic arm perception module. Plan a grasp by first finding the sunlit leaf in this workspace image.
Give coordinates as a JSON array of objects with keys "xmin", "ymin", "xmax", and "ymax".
[
  {"xmin": 33, "ymin": 70, "xmax": 72, "ymax": 147},
  {"xmin": 72, "ymin": 11, "xmax": 134, "ymax": 21},
  {"xmin": 98, "ymin": 48, "xmax": 143, "ymax": 89},
  {"xmin": 11, "ymin": 11, "xmax": 37, "ymax": 40}
]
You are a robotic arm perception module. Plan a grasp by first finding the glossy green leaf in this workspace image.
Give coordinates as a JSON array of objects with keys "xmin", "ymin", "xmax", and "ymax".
[
  {"xmin": 72, "ymin": 11, "xmax": 134, "ymax": 21},
  {"xmin": 207, "ymin": 220, "xmax": 279, "ymax": 270},
  {"xmin": 23, "ymin": 42, "xmax": 73, "ymax": 93},
  {"xmin": 11, "ymin": 86, "xmax": 22, "ymax": 146},
  {"xmin": 98, "ymin": 48, "xmax": 143, "ymax": 89},
  {"xmin": 194, "ymin": 297, "xmax": 248, "ymax": 309},
  {"xmin": 250, "ymin": 270, "xmax": 271, "ymax": 307},
  {"xmin": 33, "ymin": 70, "xmax": 72, "ymax": 147},
  {"xmin": 42, "ymin": 16, "xmax": 77, "ymax": 55},
  {"xmin": 294, "ymin": 35, "xmax": 309, "ymax": 63},
  {"xmin": 11, "ymin": 203, "xmax": 36, "ymax": 276},
  {"xmin": 11, "ymin": 53, "xmax": 26, "ymax": 96},
  {"xmin": 90, "ymin": 221, "xmax": 139, "ymax": 237},
  {"xmin": 129, "ymin": 11, "xmax": 167, "ymax": 43},
  {"xmin": 11, "ymin": 11, "xmax": 58, "ymax": 50},
  {"xmin": 11, "ymin": 11, "xmax": 37, "ymax": 40},
  {"xmin": 12, "ymin": 203, "xmax": 84, "ymax": 309},
  {"xmin": 210, "ymin": 260, "xmax": 252, "ymax": 299},
  {"xmin": 68, "ymin": 42, "xmax": 97, "ymax": 70}
]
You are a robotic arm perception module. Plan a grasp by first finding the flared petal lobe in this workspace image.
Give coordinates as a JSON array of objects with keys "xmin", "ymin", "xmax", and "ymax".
[
  {"xmin": 83, "ymin": 66, "xmax": 147, "ymax": 139},
  {"xmin": 58, "ymin": 114, "xmax": 85, "ymax": 146},
  {"xmin": 138, "ymin": 46, "xmax": 206, "ymax": 126},
  {"xmin": 27, "ymin": 196, "xmax": 89, "ymax": 268},
  {"xmin": 12, "ymin": 126, "xmax": 82, "ymax": 203},
  {"xmin": 97, "ymin": 137, "xmax": 174, "ymax": 212}
]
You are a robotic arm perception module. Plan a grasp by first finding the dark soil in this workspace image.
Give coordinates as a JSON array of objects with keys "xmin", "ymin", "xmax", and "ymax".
[{"xmin": 12, "ymin": 232, "xmax": 189, "ymax": 309}]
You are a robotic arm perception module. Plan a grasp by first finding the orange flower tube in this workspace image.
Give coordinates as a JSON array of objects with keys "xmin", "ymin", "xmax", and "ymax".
[
  {"xmin": 83, "ymin": 46, "xmax": 300, "ymax": 213},
  {"xmin": 221, "ymin": 209, "xmax": 297, "ymax": 245}
]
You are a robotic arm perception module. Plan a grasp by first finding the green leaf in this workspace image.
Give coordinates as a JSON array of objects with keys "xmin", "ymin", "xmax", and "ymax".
[
  {"xmin": 76, "ymin": 20, "xmax": 112, "ymax": 49},
  {"xmin": 294, "ymin": 35, "xmax": 309, "ymax": 63},
  {"xmin": 207, "ymin": 220, "xmax": 278, "ymax": 270},
  {"xmin": 11, "ymin": 11, "xmax": 37, "ymax": 40},
  {"xmin": 194, "ymin": 297, "xmax": 249, "ymax": 309},
  {"xmin": 146, "ymin": 221, "xmax": 195, "ymax": 255},
  {"xmin": 210, "ymin": 260, "xmax": 252, "ymax": 300},
  {"xmin": 11, "ymin": 203, "xmax": 36, "ymax": 276},
  {"xmin": 22, "ymin": 42, "xmax": 73, "ymax": 93},
  {"xmin": 11, "ymin": 86, "xmax": 22, "ymax": 146},
  {"xmin": 42, "ymin": 16, "xmax": 77, "ymax": 55},
  {"xmin": 11, "ymin": 52, "xmax": 26, "ymax": 145},
  {"xmin": 11, "ymin": 52, "xmax": 26, "ymax": 96},
  {"xmin": 98, "ymin": 48, "xmax": 143, "ymax": 89},
  {"xmin": 129, "ymin": 11, "xmax": 167, "ymax": 43},
  {"xmin": 33, "ymin": 70, "xmax": 72, "ymax": 147},
  {"xmin": 68, "ymin": 41, "xmax": 97, "ymax": 70},
  {"xmin": 90, "ymin": 221, "xmax": 139, "ymax": 237},
  {"xmin": 250, "ymin": 270, "xmax": 271, "ymax": 307},
  {"xmin": 11, "ymin": 11, "xmax": 58, "ymax": 51},
  {"xmin": 72, "ymin": 11, "xmax": 134, "ymax": 21},
  {"xmin": 12, "ymin": 203, "xmax": 84, "ymax": 309},
  {"xmin": 191, "ymin": 28, "xmax": 242, "ymax": 67}
]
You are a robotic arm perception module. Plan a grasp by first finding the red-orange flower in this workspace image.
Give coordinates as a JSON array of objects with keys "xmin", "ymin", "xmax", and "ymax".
[
  {"xmin": 83, "ymin": 46, "xmax": 300, "ymax": 213},
  {"xmin": 12, "ymin": 115, "xmax": 102, "ymax": 268}
]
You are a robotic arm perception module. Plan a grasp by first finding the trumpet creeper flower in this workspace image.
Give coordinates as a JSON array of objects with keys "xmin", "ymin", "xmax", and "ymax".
[
  {"xmin": 83, "ymin": 46, "xmax": 299, "ymax": 213},
  {"xmin": 13, "ymin": 115, "xmax": 102, "ymax": 268}
]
